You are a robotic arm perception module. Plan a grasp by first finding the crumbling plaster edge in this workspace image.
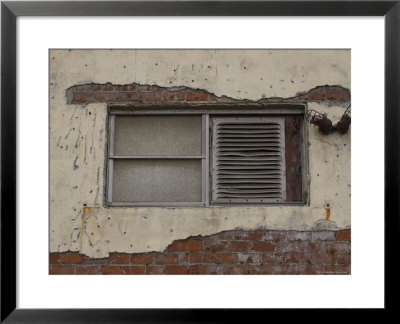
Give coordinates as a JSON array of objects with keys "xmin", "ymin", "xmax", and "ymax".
[
  {"xmin": 80, "ymin": 220, "xmax": 350, "ymax": 258},
  {"xmin": 65, "ymin": 81, "xmax": 351, "ymax": 106}
]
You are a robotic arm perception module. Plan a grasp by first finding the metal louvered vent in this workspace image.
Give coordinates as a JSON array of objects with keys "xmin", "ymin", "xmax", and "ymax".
[{"xmin": 211, "ymin": 117, "xmax": 286, "ymax": 204}]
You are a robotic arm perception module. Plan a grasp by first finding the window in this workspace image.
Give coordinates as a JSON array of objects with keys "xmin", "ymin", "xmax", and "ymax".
[{"xmin": 106, "ymin": 108, "xmax": 306, "ymax": 206}]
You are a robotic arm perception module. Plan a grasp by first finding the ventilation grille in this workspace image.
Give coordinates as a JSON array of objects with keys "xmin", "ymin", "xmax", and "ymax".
[{"xmin": 212, "ymin": 117, "xmax": 286, "ymax": 204}]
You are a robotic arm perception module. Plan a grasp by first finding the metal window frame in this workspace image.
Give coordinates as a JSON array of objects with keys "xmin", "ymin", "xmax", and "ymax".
[{"xmin": 106, "ymin": 105, "xmax": 307, "ymax": 207}]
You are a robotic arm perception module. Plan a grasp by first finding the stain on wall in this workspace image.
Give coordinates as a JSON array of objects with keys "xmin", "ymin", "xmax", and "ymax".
[{"xmin": 50, "ymin": 50, "xmax": 351, "ymax": 258}]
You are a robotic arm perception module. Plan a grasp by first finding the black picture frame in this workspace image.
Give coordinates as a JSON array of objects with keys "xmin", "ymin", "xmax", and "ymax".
[{"xmin": 1, "ymin": 0, "xmax": 398, "ymax": 322}]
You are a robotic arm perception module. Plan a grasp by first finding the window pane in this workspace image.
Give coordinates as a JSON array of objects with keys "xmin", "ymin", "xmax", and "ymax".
[
  {"xmin": 112, "ymin": 159, "xmax": 202, "ymax": 202},
  {"xmin": 114, "ymin": 115, "xmax": 202, "ymax": 156}
]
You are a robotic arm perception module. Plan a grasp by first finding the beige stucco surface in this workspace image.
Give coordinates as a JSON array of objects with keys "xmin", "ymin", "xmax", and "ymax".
[{"xmin": 49, "ymin": 49, "xmax": 351, "ymax": 257}]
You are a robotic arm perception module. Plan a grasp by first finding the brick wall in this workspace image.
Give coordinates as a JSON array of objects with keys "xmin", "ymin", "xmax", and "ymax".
[
  {"xmin": 49, "ymin": 229, "xmax": 351, "ymax": 275},
  {"xmin": 66, "ymin": 83, "xmax": 350, "ymax": 106}
]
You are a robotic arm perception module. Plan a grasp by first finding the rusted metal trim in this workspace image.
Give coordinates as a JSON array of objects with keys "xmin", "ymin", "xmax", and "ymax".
[{"xmin": 285, "ymin": 115, "xmax": 303, "ymax": 203}]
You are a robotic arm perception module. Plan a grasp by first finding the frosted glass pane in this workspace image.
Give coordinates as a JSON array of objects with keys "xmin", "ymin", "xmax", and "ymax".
[
  {"xmin": 114, "ymin": 115, "xmax": 202, "ymax": 156},
  {"xmin": 112, "ymin": 159, "xmax": 202, "ymax": 202}
]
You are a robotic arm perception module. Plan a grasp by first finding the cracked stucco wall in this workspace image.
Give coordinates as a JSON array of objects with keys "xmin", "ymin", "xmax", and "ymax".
[{"xmin": 49, "ymin": 49, "xmax": 351, "ymax": 258}]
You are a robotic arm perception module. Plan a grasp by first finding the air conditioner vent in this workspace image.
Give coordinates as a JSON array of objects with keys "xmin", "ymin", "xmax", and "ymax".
[{"xmin": 212, "ymin": 117, "xmax": 286, "ymax": 204}]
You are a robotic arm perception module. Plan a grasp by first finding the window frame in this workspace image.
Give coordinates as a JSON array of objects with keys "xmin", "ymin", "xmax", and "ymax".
[
  {"xmin": 105, "ymin": 105, "xmax": 308, "ymax": 207},
  {"xmin": 106, "ymin": 113, "xmax": 207, "ymax": 207}
]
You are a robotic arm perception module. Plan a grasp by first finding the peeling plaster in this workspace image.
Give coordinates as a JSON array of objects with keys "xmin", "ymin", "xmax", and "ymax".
[
  {"xmin": 49, "ymin": 49, "xmax": 351, "ymax": 257},
  {"xmin": 66, "ymin": 81, "xmax": 350, "ymax": 107}
]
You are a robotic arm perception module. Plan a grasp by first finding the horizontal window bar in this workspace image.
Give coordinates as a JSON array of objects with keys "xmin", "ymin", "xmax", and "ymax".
[{"xmin": 109, "ymin": 155, "xmax": 205, "ymax": 159}]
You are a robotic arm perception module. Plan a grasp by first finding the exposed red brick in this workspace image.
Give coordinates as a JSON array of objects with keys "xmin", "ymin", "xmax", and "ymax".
[
  {"xmin": 154, "ymin": 254, "xmax": 178, "ymax": 265},
  {"xmin": 262, "ymin": 232, "xmax": 287, "ymax": 242},
  {"xmin": 186, "ymin": 91, "xmax": 208, "ymax": 101},
  {"xmin": 50, "ymin": 228, "xmax": 350, "ymax": 275},
  {"xmin": 189, "ymin": 265, "xmax": 222, "ymax": 275},
  {"xmin": 307, "ymin": 89, "xmax": 326, "ymax": 101},
  {"xmin": 100, "ymin": 266, "xmax": 121, "ymax": 275},
  {"xmin": 327, "ymin": 89, "xmax": 350, "ymax": 101},
  {"xmin": 165, "ymin": 265, "xmax": 188, "ymax": 275},
  {"xmin": 262, "ymin": 252, "xmax": 286, "ymax": 264},
  {"xmin": 49, "ymin": 253, "xmax": 60, "ymax": 264},
  {"xmin": 60, "ymin": 253, "xmax": 84, "ymax": 264},
  {"xmin": 324, "ymin": 265, "xmax": 350, "ymax": 274},
  {"xmin": 146, "ymin": 265, "xmax": 164, "ymax": 274},
  {"xmin": 302, "ymin": 242, "xmax": 326, "ymax": 253},
  {"xmin": 115, "ymin": 84, "xmax": 136, "ymax": 91},
  {"xmin": 335, "ymin": 230, "xmax": 351, "ymax": 242},
  {"xmin": 286, "ymin": 252, "xmax": 311, "ymax": 264},
  {"xmin": 130, "ymin": 266, "xmax": 146, "ymax": 274},
  {"xmin": 336, "ymin": 254, "xmax": 351, "ymax": 265},
  {"xmin": 229, "ymin": 241, "xmax": 252, "ymax": 252},
  {"xmin": 213, "ymin": 231, "xmax": 235, "ymax": 240},
  {"xmin": 233, "ymin": 230, "xmax": 263, "ymax": 241},
  {"xmin": 106, "ymin": 253, "xmax": 130, "ymax": 264},
  {"xmin": 325, "ymin": 242, "xmax": 350, "ymax": 254},
  {"xmin": 166, "ymin": 242, "xmax": 180, "ymax": 252},
  {"xmin": 131, "ymin": 254, "xmax": 153, "ymax": 265},
  {"xmin": 103, "ymin": 92, "xmax": 119, "ymax": 102},
  {"xmin": 190, "ymin": 252, "xmax": 213, "ymax": 264},
  {"xmin": 274, "ymin": 264, "xmax": 322, "ymax": 275},
  {"xmin": 164, "ymin": 92, "xmax": 185, "ymax": 101},
  {"xmin": 113, "ymin": 85, "xmax": 126, "ymax": 91},
  {"xmin": 248, "ymin": 265, "xmax": 273, "ymax": 274},
  {"xmin": 303, "ymin": 264, "xmax": 324, "ymax": 275},
  {"xmin": 118, "ymin": 92, "xmax": 139, "ymax": 101},
  {"xmin": 81, "ymin": 257, "xmax": 108, "ymax": 265},
  {"xmin": 75, "ymin": 92, "xmax": 94, "ymax": 103},
  {"xmin": 144, "ymin": 92, "xmax": 164, "ymax": 102},
  {"xmin": 102, "ymin": 83, "xmax": 114, "ymax": 91},
  {"xmin": 94, "ymin": 92, "xmax": 106, "ymax": 102},
  {"xmin": 237, "ymin": 253, "xmax": 262, "ymax": 264},
  {"xmin": 223, "ymin": 265, "xmax": 247, "ymax": 274},
  {"xmin": 214, "ymin": 253, "xmax": 236, "ymax": 264},
  {"xmin": 50, "ymin": 265, "xmax": 75, "ymax": 275},
  {"xmin": 146, "ymin": 85, "xmax": 161, "ymax": 91},
  {"xmin": 91, "ymin": 84, "xmax": 102, "ymax": 91},
  {"xmin": 311, "ymin": 253, "xmax": 336, "ymax": 264},
  {"xmin": 68, "ymin": 83, "xmax": 350, "ymax": 106},
  {"xmin": 76, "ymin": 266, "xmax": 99, "ymax": 274},
  {"xmin": 180, "ymin": 241, "xmax": 203, "ymax": 252},
  {"xmin": 121, "ymin": 266, "xmax": 145, "ymax": 275},
  {"xmin": 203, "ymin": 239, "xmax": 229, "ymax": 252},
  {"xmin": 178, "ymin": 252, "xmax": 189, "ymax": 264},
  {"xmin": 253, "ymin": 241, "xmax": 275, "ymax": 252}
]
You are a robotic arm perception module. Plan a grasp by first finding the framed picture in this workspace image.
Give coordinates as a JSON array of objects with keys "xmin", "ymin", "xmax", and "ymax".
[{"xmin": 1, "ymin": 0, "xmax": 398, "ymax": 321}]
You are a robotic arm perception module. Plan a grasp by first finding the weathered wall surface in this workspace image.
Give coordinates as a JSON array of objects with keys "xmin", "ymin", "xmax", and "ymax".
[
  {"xmin": 49, "ymin": 50, "xmax": 350, "ymax": 258},
  {"xmin": 50, "ymin": 229, "xmax": 351, "ymax": 275}
]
